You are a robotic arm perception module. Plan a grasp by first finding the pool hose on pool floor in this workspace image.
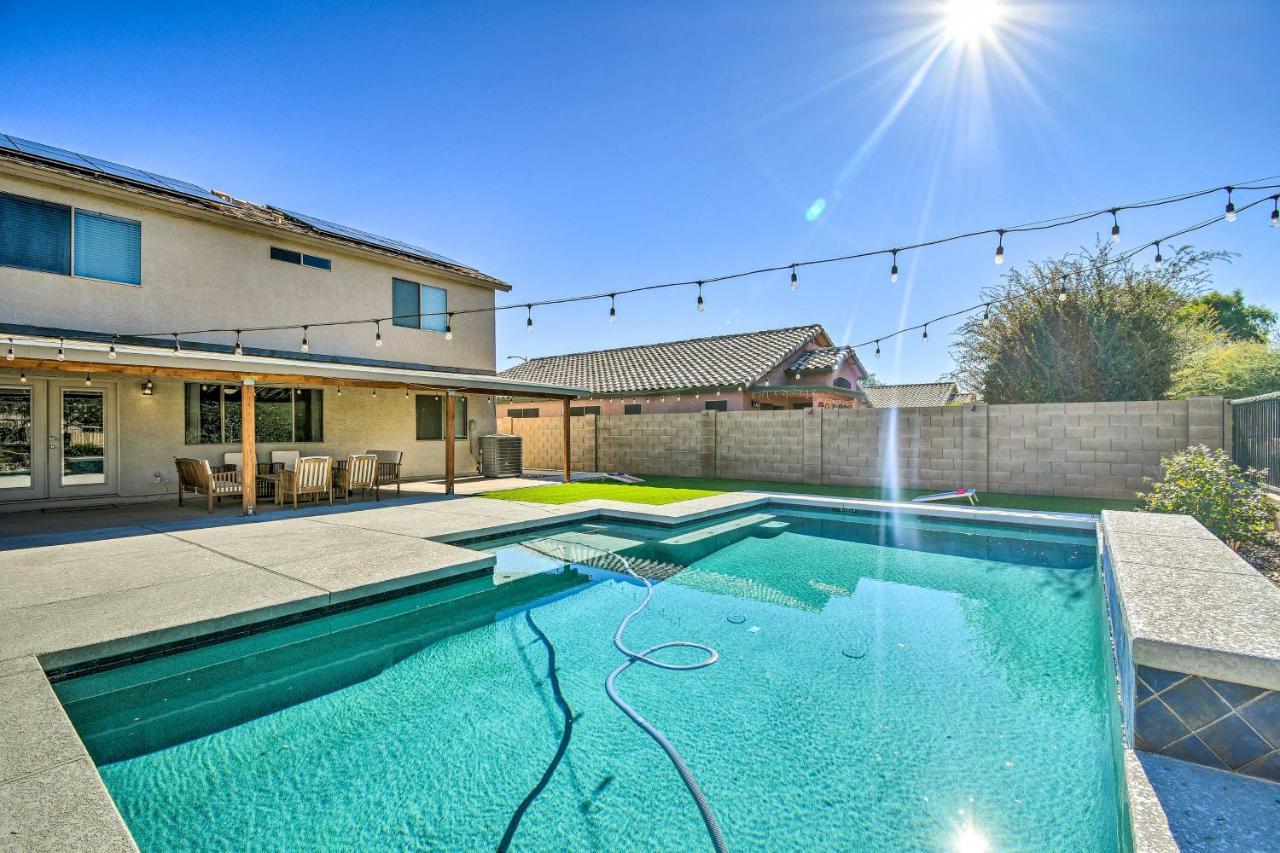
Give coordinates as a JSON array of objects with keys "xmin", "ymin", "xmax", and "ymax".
[{"xmin": 517, "ymin": 538, "xmax": 728, "ymax": 853}]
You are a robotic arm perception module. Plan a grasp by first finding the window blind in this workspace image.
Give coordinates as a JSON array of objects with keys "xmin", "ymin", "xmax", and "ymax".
[
  {"xmin": 0, "ymin": 193, "xmax": 71, "ymax": 274},
  {"xmin": 74, "ymin": 209, "xmax": 141, "ymax": 284}
]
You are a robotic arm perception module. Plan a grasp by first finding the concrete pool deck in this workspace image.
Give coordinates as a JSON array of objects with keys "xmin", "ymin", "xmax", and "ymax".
[{"xmin": 1, "ymin": 492, "xmax": 1276, "ymax": 850}]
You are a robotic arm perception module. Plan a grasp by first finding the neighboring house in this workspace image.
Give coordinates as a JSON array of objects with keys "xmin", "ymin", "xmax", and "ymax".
[
  {"xmin": 0, "ymin": 133, "xmax": 577, "ymax": 510},
  {"xmin": 861, "ymin": 381, "xmax": 976, "ymax": 408},
  {"xmin": 497, "ymin": 324, "xmax": 867, "ymax": 416}
]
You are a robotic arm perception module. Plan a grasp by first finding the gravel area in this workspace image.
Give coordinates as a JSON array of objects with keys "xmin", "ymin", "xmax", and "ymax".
[{"xmin": 1236, "ymin": 535, "xmax": 1280, "ymax": 588}]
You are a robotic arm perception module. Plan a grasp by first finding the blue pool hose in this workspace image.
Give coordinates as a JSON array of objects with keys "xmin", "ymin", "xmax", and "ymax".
[{"xmin": 522, "ymin": 538, "xmax": 728, "ymax": 853}]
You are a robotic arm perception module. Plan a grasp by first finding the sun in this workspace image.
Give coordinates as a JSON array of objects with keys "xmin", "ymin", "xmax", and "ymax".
[{"xmin": 942, "ymin": 0, "xmax": 1004, "ymax": 45}]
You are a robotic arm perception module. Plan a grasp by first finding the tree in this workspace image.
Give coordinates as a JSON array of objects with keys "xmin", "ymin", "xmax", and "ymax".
[
  {"xmin": 1170, "ymin": 340, "xmax": 1280, "ymax": 400},
  {"xmin": 949, "ymin": 243, "xmax": 1225, "ymax": 403},
  {"xmin": 1179, "ymin": 289, "xmax": 1276, "ymax": 343}
]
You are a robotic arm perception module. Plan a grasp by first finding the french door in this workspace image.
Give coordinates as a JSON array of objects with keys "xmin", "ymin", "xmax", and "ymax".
[{"xmin": 0, "ymin": 378, "xmax": 117, "ymax": 502}]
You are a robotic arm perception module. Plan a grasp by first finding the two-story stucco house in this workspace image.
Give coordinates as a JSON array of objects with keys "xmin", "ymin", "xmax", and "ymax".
[
  {"xmin": 496, "ymin": 324, "xmax": 867, "ymax": 418},
  {"xmin": 0, "ymin": 134, "xmax": 577, "ymax": 512}
]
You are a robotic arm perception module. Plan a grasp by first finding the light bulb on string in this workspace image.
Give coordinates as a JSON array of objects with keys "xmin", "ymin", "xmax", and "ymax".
[
  {"xmin": 1110, "ymin": 209, "xmax": 1120, "ymax": 242},
  {"xmin": 922, "ymin": 324, "xmax": 929, "ymax": 343},
  {"xmin": 445, "ymin": 314, "xmax": 454, "ymax": 340},
  {"xmin": 790, "ymin": 265, "xmax": 798, "ymax": 291},
  {"xmin": 994, "ymin": 231, "xmax": 1005, "ymax": 265},
  {"xmin": 1153, "ymin": 242, "xmax": 1163, "ymax": 271},
  {"xmin": 1058, "ymin": 281, "xmax": 1069, "ymax": 302},
  {"xmin": 890, "ymin": 250, "xmax": 899, "ymax": 283},
  {"xmin": 526, "ymin": 305, "xmax": 534, "ymax": 332},
  {"xmin": 1224, "ymin": 187, "xmax": 1236, "ymax": 222},
  {"xmin": 301, "ymin": 327, "xmax": 310, "ymax": 353},
  {"xmin": 4, "ymin": 339, "xmax": 12, "ymax": 361},
  {"xmin": 982, "ymin": 304, "xmax": 991, "ymax": 327},
  {"xmin": 374, "ymin": 321, "xmax": 383, "ymax": 347},
  {"xmin": 172, "ymin": 334, "xmax": 181, "ymax": 354},
  {"xmin": 108, "ymin": 337, "xmax": 118, "ymax": 359},
  {"xmin": 57, "ymin": 338, "xmax": 65, "ymax": 361},
  {"xmin": 697, "ymin": 282, "xmax": 705, "ymax": 312},
  {"xmin": 233, "ymin": 331, "xmax": 243, "ymax": 357},
  {"xmin": 1271, "ymin": 196, "xmax": 1279, "ymax": 227},
  {"xmin": 874, "ymin": 340, "xmax": 881, "ymax": 358}
]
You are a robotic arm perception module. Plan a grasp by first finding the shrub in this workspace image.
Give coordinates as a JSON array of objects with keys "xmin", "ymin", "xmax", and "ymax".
[{"xmin": 1138, "ymin": 445, "xmax": 1273, "ymax": 546}]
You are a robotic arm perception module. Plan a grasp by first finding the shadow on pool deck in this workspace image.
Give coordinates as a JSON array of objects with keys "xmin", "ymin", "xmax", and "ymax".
[{"xmin": 1138, "ymin": 752, "xmax": 1280, "ymax": 851}]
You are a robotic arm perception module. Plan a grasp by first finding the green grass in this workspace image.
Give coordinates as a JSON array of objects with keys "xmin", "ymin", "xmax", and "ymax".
[{"xmin": 480, "ymin": 474, "xmax": 1138, "ymax": 514}]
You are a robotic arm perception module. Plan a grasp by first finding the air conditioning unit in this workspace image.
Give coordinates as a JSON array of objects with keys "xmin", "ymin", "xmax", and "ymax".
[{"xmin": 480, "ymin": 434, "xmax": 523, "ymax": 478}]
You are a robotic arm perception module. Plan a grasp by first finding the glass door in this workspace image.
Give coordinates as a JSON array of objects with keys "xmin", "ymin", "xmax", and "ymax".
[
  {"xmin": 0, "ymin": 385, "xmax": 42, "ymax": 500},
  {"xmin": 47, "ymin": 380, "xmax": 116, "ymax": 498}
]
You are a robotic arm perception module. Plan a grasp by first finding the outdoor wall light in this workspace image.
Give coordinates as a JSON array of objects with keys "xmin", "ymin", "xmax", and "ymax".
[{"xmin": 141, "ymin": 379, "xmax": 154, "ymax": 396}]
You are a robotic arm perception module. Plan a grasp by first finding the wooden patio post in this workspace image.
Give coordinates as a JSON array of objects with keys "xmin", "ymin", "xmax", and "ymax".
[
  {"xmin": 241, "ymin": 378, "xmax": 256, "ymax": 515},
  {"xmin": 561, "ymin": 398, "xmax": 571, "ymax": 483},
  {"xmin": 444, "ymin": 392, "xmax": 455, "ymax": 495}
]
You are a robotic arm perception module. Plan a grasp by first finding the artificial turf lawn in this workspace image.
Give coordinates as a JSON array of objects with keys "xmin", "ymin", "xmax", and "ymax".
[{"xmin": 480, "ymin": 474, "xmax": 1138, "ymax": 514}]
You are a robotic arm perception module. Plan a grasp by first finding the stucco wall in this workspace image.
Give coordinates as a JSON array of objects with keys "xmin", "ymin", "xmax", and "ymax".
[
  {"xmin": 0, "ymin": 167, "xmax": 498, "ymax": 372},
  {"xmin": 499, "ymin": 398, "xmax": 1228, "ymax": 499},
  {"xmin": 0, "ymin": 370, "xmax": 495, "ymax": 507}
]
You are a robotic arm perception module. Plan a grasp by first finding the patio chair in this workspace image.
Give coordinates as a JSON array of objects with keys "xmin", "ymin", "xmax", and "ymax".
[
  {"xmin": 174, "ymin": 457, "xmax": 243, "ymax": 513},
  {"xmin": 367, "ymin": 449, "xmax": 403, "ymax": 496},
  {"xmin": 336, "ymin": 453, "xmax": 379, "ymax": 503},
  {"xmin": 271, "ymin": 450, "xmax": 301, "ymax": 472},
  {"xmin": 218, "ymin": 452, "xmax": 283, "ymax": 500},
  {"xmin": 277, "ymin": 455, "xmax": 333, "ymax": 509}
]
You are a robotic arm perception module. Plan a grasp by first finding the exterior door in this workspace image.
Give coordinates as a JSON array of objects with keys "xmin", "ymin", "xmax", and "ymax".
[
  {"xmin": 47, "ymin": 379, "xmax": 117, "ymax": 499},
  {"xmin": 0, "ymin": 383, "xmax": 42, "ymax": 500}
]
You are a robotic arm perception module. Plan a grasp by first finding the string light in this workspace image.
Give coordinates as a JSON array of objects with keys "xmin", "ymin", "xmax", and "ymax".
[
  {"xmin": 108, "ymin": 337, "xmax": 117, "ymax": 359},
  {"xmin": 608, "ymin": 295, "xmax": 616, "ymax": 323},
  {"xmin": 790, "ymin": 264, "xmax": 798, "ymax": 291},
  {"xmin": 5, "ymin": 339, "xmax": 13, "ymax": 361},
  {"xmin": 84, "ymin": 373, "xmax": 92, "ymax": 386},
  {"xmin": 1058, "ymin": 280, "xmax": 1069, "ymax": 302},
  {"xmin": 922, "ymin": 324, "xmax": 929, "ymax": 343},
  {"xmin": 301, "ymin": 327, "xmax": 310, "ymax": 353},
  {"xmin": 57, "ymin": 338, "xmax": 65, "ymax": 360},
  {"xmin": 445, "ymin": 314, "xmax": 454, "ymax": 340},
  {"xmin": 1110, "ymin": 209, "xmax": 1120, "ymax": 242},
  {"xmin": 233, "ymin": 331, "xmax": 243, "ymax": 357},
  {"xmin": 1271, "ymin": 195, "xmax": 1279, "ymax": 227},
  {"xmin": 526, "ymin": 305, "xmax": 534, "ymax": 332},
  {"xmin": 374, "ymin": 321, "xmax": 383, "ymax": 347},
  {"xmin": 697, "ymin": 282, "xmax": 705, "ymax": 312},
  {"xmin": 994, "ymin": 230, "xmax": 1005, "ymax": 265},
  {"xmin": 172, "ymin": 334, "xmax": 180, "ymax": 354},
  {"xmin": 874, "ymin": 340, "xmax": 881, "ymax": 358},
  {"xmin": 1153, "ymin": 242, "xmax": 1163, "ymax": 270},
  {"xmin": 890, "ymin": 250, "xmax": 899, "ymax": 283},
  {"xmin": 1224, "ymin": 186, "xmax": 1236, "ymax": 222},
  {"xmin": 982, "ymin": 304, "xmax": 991, "ymax": 327}
]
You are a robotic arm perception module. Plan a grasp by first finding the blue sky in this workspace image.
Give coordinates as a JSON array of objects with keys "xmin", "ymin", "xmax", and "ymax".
[{"xmin": 3, "ymin": 0, "xmax": 1277, "ymax": 382}]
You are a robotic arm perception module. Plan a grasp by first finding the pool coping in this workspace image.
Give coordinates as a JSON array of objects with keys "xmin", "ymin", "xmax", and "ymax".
[{"xmin": 0, "ymin": 492, "xmax": 1159, "ymax": 850}]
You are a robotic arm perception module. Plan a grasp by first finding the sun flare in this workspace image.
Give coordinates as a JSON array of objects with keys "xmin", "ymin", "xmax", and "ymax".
[{"xmin": 942, "ymin": 0, "xmax": 1004, "ymax": 45}]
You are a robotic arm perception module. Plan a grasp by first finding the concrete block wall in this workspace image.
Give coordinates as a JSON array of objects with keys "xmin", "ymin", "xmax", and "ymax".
[
  {"xmin": 597, "ymin": 413, "xmax": 709, "ymax": 477},
  {"xmin": 498, "ymin": 397, "xmax": 1226, "ymax": 500},
  {"xmin": 716, "ymin": 410, "xmax": 805, "ymax": 482}
]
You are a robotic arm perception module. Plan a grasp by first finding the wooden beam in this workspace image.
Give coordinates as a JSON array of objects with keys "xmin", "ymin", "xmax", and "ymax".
[
  {"xmin": 562, "ymin": 398, "xmax": 571, "ymax": 483},
  {"xmin": 241, "ymin": 379, "xmax": 256, "ymax": 516},
  {"xmin": 2, "ymin": 356, "xmax": 576, "ymax": 400},
  {"xmin": 444, "ymin": 392, "xmax": 456, "ymax": 495}
]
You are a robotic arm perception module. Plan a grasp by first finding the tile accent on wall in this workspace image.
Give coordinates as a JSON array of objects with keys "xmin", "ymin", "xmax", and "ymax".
[{"xmin": 1134, "ymin": 665, "xmax": 1280, "ymax": 782}]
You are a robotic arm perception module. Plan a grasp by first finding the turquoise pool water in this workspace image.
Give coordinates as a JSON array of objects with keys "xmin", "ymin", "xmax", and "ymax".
[{"xmin": 56, "ymin": 508, "xmax": 1128, "ymax": 851}]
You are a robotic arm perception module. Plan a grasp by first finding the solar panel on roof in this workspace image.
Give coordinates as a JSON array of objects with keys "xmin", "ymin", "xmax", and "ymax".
[
  {"xmin": 0, "ymin": 133, "xmax": 230, "ymax": 205},
  {"xmin": 269, "ymin": 206, "xmax": 461, "ymax": 267}
]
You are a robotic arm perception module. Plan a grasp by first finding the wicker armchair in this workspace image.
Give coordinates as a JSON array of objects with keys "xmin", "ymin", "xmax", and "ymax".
[
  {"xmin": 367, "ymin": 449, "xmax": 403, "ymax": 496},
  {"xmin": 277, "ymin": 456, "xmax": 333, "ymax": 509},
  {"xmin": 174, "ymin": 457, "xmax": 243, "ymax": 513},
  {"xmin": 336, "ymin": 454, "xmax": 379, "ymax": 503}
]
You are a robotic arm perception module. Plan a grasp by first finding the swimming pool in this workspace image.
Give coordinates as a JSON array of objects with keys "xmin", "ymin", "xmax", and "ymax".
[{"xmin": 55, "ymin": 507, "xmax": 1129, "ymax": 850}]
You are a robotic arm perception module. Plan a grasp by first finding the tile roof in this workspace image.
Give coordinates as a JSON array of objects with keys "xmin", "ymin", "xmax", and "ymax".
[
  {"xmin": 862, "ymin": 382, "xmax": 962, "ymax": 408},
  {"xmin": 499, "ymin": 325, "xmax": 827, "ymax": 395},
  {"xmin": 788, "ymin": 346, "xmax": 854, "ymax": 372},
  {"xmin": 0, "ymin": 132, "xmax": 509, "ymax": 290}
]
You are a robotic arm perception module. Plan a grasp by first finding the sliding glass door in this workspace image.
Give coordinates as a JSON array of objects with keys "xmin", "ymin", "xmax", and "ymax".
[{"xmin": 0, "ymin": 379, "xmax": 117, "ymax": 503}]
